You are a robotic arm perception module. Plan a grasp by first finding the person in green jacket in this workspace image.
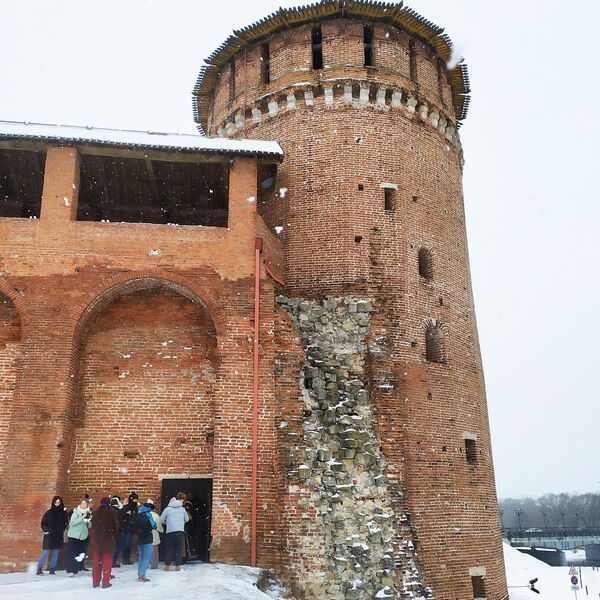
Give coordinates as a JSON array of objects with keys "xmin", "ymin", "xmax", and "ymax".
[{"xmin": 65, "ymin": 499, "xmax": 92, "ymax": 576}]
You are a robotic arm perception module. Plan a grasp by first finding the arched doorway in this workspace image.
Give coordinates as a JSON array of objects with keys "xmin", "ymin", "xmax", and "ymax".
[
  {"xmin": 0, "ymin": 293, "xmax": 21, "ymax": 480},
  {"xmin": 67, "ymin": 282, "xmax": 217, "ymax": 559}
]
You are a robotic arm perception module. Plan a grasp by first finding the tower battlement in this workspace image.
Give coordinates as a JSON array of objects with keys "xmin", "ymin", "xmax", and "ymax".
[{"xmin": 197, "ymin": 18, "xmax": 464, "ymax": 154}]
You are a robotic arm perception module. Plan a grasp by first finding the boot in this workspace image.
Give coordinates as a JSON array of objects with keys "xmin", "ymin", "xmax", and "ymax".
[
  {"xmin": 175, "ymin": 565, "xmax": 181, "ymax": 572},
  {"xmin": 164, "ymin": 565, "xmax": 171, "ymax": 571},
  {"xmin": 35, "ymin": 568, "xmax": 43, "ymax": 576},
  {"xmin": 138, "ymin": 576, "xmax": 150, "ymax": 582},
  {"xmin": 48, "ymin": 569, "xmax": 56, "ymax": 575}
]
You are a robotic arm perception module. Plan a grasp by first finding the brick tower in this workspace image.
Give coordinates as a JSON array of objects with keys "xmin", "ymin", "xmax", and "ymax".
[{"xmin": 194, "ymin": 1, "xmax": 507, "ymax": 599}]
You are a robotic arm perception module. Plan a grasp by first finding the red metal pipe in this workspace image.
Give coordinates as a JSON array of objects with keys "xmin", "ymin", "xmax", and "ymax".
[{"xmin": 251, "ymin": 237, "xmax": 263, "ymax": 567}]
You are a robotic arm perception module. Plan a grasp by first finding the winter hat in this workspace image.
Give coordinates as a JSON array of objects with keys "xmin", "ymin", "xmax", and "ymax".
[
  {"xmin": 110, "ymin": 497, "xmax": 122, "ymax": 509},
  {"xmin": 129, "ymin": 491, "xmax": 139, "ymax": 501},
  {"xmin": 145, "ymin": 499, "xmax": 154, "ymax": 507},
  {"xmin": 100, "ymin": 497, "xmax": 110, "ymax": 506}
]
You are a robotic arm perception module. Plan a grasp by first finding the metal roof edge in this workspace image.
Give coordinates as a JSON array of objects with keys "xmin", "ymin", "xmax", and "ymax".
[{"xmin": 0, "ymin": 121, "xmax": 283, "ymax": 158}]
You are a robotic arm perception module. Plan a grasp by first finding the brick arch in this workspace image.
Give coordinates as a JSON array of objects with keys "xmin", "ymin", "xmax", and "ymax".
[
  {"xmin": 64, "ymin": 271, "xmax": 221, "ymax": 507},
  {"xmin": 422, "ymin": 317, "xmax": 447, "ymax": 364},
  {"xmin": 0, "ymin": 279, "xmax": 25, "ymax": 337},
  {"xmin": 0, "ymin": 284, "xmax": 23, "ymax": 482},
  {"xmin": 70, "ymin": 269, "xmax": 226, "ymax": 344}
]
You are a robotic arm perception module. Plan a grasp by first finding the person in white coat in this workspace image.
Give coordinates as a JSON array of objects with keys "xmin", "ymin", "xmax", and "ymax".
[{"xmin": 159, "ymin": 497, "xmax": 189, "ymax": 571}]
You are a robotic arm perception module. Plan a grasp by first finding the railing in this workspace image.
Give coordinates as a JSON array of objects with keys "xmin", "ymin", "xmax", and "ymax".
[{"xmin": 503, "ymin": 527, "xmax": 600, "ymax": 539}]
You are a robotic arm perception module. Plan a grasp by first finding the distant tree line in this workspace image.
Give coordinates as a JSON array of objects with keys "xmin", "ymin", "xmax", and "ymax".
[{"xmin": 499, "ymin": 493, "xmax": 600, "ymax": 529}]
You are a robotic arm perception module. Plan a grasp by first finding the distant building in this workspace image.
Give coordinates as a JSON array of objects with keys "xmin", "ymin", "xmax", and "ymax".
[{"xmin": 0, "ymin": 1, "xmax": 506, "ymax": 599}]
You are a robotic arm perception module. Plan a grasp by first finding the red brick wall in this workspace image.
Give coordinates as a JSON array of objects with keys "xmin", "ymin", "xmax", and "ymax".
[
  {"xmin": 66, "ymin": 288, "xmax": 217, "ymax": 508},
  {"xmin": 206, "ymin": 17, "xmax": 507, "ymax": 600},
  {"xmin": 0, "ymin": 151, "xmax": 288, "ymax": 571}
]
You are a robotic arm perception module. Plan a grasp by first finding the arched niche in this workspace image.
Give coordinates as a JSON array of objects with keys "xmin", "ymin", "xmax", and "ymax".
[
  {"xmin": 66, "ymin": 281, "xmax": 218, "ymax": 506},
  {"xmin": 0, "ymin": 293, "xmax": 22, "ymax": 480}
]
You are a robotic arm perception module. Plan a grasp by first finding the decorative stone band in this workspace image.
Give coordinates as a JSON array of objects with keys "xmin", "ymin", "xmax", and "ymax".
[{"xmin": 214, "ymin": 79, "xmax": 463, "ymax": 156}]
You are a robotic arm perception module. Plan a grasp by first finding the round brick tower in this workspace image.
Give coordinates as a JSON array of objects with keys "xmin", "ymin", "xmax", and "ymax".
[{"xmin": 194, "ymin": 2, "xmax": 507, "ymax": 599}]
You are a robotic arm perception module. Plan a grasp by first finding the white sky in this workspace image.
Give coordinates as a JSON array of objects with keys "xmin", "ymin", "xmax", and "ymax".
[{"xmin": 0, "ymin": 0, "xmax": 598, "ymax": 499}]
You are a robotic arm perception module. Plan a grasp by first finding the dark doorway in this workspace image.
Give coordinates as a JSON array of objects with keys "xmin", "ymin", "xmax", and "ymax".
[{"xmin": 160, "ymin": 478, "xmax": 212, "ymax": 562}]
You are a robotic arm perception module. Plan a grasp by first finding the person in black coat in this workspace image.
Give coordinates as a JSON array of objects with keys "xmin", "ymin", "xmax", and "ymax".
[
  {"xmin": 114, "ymin": 492, "xmax": 138, "ymax": 566},
  {"xmin": 36, "ymin": 496, "xmax": 69, "ymax": 575}
]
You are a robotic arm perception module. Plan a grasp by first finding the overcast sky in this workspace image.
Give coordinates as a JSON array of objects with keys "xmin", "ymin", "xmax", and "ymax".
[{"xmin": 0, "ymin": 0, "xmax": 598, "ymax": 499}]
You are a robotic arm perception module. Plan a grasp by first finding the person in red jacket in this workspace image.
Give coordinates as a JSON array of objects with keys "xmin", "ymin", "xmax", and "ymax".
[{"xmin": 89, "ymin": 497, "xmax": 119, "ymax": 589}]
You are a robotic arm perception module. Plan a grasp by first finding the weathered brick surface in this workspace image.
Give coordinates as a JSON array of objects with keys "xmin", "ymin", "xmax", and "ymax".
[
  {"xmin": 66, "ymin": 288, "xmax": 217, "ymax": 506},
  {"xmin": 0, "ymin": 296, "xmax": 20, "ymax": 483},
  {"xmin": 0, "ymin": 152, "xmax": 286, "ymax": 571},
  {"xmin": 206, "ymin": 16, "xmax": 507, "ymax": 600}
]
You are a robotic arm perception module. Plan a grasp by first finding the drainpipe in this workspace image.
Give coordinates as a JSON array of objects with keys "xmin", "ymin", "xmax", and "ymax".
[{"xmin": 251, "ymin": 237, "xmax": 263, "ymax": 567}]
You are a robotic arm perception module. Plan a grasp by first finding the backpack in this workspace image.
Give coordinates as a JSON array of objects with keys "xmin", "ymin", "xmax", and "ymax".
[{"xmin": 135, "ymin": 513, "xmax": 152, "ymax": 538}]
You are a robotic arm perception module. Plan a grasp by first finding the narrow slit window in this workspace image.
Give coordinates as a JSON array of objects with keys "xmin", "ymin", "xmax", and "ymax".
[
  {"xmin": 261, "ymin": 42, "xmax": 270, "ymax": 84},
  {"xmin": 229, "ymin": 59, "xmax": 236, "ymax": 102},
  {"xmin": 409, "ymin": 38, "xmax": 417, "ymax": 81},
  {"xmin": 471, "ymin": 575, "xmax": 486, "ymax": 599},
  {"xmin": 384, "ymin": 188, "xmax": 396, "ymax": 211},
  {"xmin": 425, "ymin": 323, "xmax": 444, "ymax": 363},
  {"xmin": 364, "ymin": 24, "xmax": 374, "ymax": 66},
  {"xmin": 312, "ymin": 26, "xmax": 323, "ymax": 70},
  {"xmin": 418, "ymin": 248, "xmax": 433, "ymax": 279},
  {"xmin": 465, "ymin": 439, "xmax": 477, "ymax": 465}
]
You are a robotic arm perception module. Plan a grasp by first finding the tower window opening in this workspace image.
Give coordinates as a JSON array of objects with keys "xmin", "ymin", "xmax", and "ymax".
[
  {"xmin": 257, "ymin": 163, "xmax": 277, "ymax": 204},
  {"xmin": 465, "ymin": 438, "xmax": 477, "ymax": 465},
  {"xmin": 409, "ymin": 38, "xmax": 417, "ymax": 81},
  {"xmin": 229, "ymin": 59, "xmax": 236, "ymax": 102},
  {"xmin": 436, "ymin": 59, "xmax": 445, "ymax": 105},
  {"xmin": 471, "ymin": 575, "xmax": 486, "ymax": 599},
  {"xmin": 418, "ymin": 248, "xmax": 433, "ymax": 279},
  {"xmin": 384, "ymin": 187, "xmax": 396, "ymax": 211},
  {"xmin": 425, "ymin": 322, "xmax": 444, "ymax": 363},
  {"xmin": 364, "ymin": 24, "xmax": 374, "ymax": 66},
  {"xmin": 260, "ymin": 42, "xmax": 270, "ymax": 84},
  {"xmin": 312, "ymin": 26, "xmax": 323, "ymax": 70}
]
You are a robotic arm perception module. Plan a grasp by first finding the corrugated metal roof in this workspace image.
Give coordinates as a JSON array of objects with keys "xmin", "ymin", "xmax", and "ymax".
[
  {"xmin": 191, "ymin": 0, "xmax": 471, "ymax": 131},
  {"xmin": 0, "ymin": 121, "xmax": 283, "ymax": 158}
]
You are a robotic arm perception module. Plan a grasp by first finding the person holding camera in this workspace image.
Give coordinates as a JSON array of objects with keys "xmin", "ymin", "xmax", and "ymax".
[{"xmin": 65, "ymin": 499, "xmax": 92, "ymax": 576}]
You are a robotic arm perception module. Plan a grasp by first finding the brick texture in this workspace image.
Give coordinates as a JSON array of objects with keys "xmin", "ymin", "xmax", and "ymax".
[{"xmin": 206, "ymin": 16, "xmax": 508, "ymax": 600}]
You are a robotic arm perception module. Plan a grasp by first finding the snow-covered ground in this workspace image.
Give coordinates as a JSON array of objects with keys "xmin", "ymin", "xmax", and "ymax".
[
  {"xmin": 505, "ymin": 543, "xmax": 600, "ymax": 599},
  {"xmin": 0, "ymin": 562, "xmax": 287, "ymax": 600},
  {"xmin": 0, "ymin": 546, "xmax": 595, "ymax": 599}
]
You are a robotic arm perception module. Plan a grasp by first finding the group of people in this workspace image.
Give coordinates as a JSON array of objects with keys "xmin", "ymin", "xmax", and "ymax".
[{"xmin": 36, "ymin": 491, "xmax": 191, "ymax": 588}]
